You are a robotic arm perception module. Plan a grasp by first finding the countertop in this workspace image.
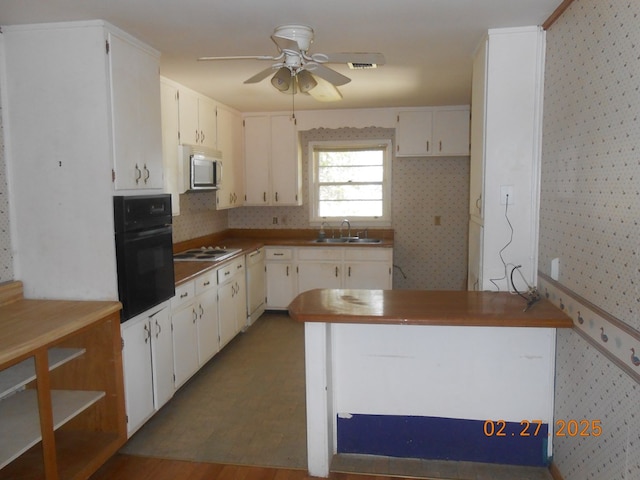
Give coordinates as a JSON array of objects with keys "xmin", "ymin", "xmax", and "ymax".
[
  {"xmin": 0, "ymin": 281, "xmax": 122, "ymax": 368},
  {"xmin": 288, "ymin": 288, "xmax": 573, "ymax": 328}
]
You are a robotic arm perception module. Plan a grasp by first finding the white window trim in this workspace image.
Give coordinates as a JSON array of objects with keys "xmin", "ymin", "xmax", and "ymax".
[{"xmin": 308, "ymin": 139, "xmax": 392, "ymax": 227}]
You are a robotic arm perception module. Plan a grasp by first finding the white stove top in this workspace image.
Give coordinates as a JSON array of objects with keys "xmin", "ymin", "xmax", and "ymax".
[{"xmin": 173, "ymin": 247, "xmax": 242, "ymax": 262}]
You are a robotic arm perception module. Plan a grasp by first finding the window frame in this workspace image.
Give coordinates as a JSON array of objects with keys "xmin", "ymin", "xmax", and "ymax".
[{"xmin": 308, "ymin": 139, "xmax": 392, "ymax": 227}]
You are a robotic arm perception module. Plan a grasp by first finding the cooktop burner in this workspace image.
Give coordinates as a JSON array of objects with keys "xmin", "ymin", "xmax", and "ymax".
[{"xmin": 174, "ymin": 247, "xmax": 242, "ymax": 262}]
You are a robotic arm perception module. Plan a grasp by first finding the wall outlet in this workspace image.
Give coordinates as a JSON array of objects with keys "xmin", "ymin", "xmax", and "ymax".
[
  {"xmin": 272, "ymin": 216, "xmax": 278, "ymax": 225},
  {"xmin": 500, "ymin": 185, "xmax": 514, "ymax": 205}
]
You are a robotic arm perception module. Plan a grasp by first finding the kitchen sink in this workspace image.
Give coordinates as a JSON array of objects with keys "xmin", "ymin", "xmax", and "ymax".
[{"xmin": 312, "ymin": 237, "xmax": 382, "ymax": 244}]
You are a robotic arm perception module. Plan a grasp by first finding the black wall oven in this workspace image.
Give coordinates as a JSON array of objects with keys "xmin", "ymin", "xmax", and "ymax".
[{"xmin": 114, "ymin": 194, "xmax": 175, "ymax": 322}]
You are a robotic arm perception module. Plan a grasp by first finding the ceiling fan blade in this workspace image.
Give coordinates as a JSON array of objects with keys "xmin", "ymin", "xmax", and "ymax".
[
  {"xmin": 307, "ymin": 75, "xmax": 343, "ymax": 102},
  {"xmin": 306, "ymin": 63, "xmax": 351, "ymax": 86},
  {"xmin": 271, "ymin": 34, "xmax": 301, "ymax": 53},
  {"xmin": 244, "ymin": 67, "xmax": 276, "ymax": 84},
  {"xmin": 320, "ymin": 52, "xmax": 386, "ymax": 66},
  {"xmin": 198, "ymin": 55, "xmax": 276, "ymax": 62}
]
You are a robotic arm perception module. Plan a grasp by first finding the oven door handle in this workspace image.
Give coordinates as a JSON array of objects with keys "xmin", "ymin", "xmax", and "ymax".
[{"xmin": 122, "ymin": 225, "xmax": 172, "ymax": 241}]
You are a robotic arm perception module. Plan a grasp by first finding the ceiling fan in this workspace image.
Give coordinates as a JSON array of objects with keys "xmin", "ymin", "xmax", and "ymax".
[{"xmin": 198, "ymin": 24, "xmax": 385, "ymax": 102}]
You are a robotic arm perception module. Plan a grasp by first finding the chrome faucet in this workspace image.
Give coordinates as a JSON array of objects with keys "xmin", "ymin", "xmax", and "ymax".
[{"xmin": 340, "ymin": 219, "xmax": 351, "ymax": 238}]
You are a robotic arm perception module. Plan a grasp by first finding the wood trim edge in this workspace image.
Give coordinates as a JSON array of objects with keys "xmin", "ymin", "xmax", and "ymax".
[
  {"xmin": 549, "ymin": 462, "xmax": 565, "ymax": 480},
  {"xmin": 542, "ymin": 0, "xmax": 576, "ymax": 30},
  {"xmin": 0, "ymin": 280, "xmax": 24, "ymax": 306}
]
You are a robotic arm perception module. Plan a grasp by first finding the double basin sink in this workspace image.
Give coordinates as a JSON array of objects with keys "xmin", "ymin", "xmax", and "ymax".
[{"xmin": 311, "ymin": 237, "xmax": 382, "ymax": 244}]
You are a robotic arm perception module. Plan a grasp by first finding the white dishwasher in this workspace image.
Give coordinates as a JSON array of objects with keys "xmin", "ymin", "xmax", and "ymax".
[{"xmin": 246, "ymin": 248, "xmax": 266, "ymax": 325}]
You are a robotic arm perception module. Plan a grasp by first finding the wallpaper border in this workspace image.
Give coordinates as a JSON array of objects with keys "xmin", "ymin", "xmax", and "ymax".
[{"xmin": 538, "ymin": 272, "xmax": 640, "ymax": 385}]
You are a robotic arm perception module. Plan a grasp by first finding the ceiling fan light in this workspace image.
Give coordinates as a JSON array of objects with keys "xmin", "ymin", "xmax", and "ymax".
[
  {"xmin": 297, "ymin": 70, "xmax": 317, "ymax": 93},
  {"xmin": 271, "ymin": 67, "xmax": 291, "ymax": 92}
]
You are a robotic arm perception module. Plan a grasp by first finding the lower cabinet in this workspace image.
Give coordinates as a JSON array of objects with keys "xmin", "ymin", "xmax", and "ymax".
[
  {"xmin": 171, "ymin": 282, "xmax": 200, "ymax": 389},
  {"xmin": 217, "ymin": 256, "xmax": 246, "ymax": 348},
  {"xmin": 121, "ymin": 302, "xmax": 173, "ymax": 436},
  {"xmin": 265, "ymin": 246, "xmax": 394, "ymax": 309}
]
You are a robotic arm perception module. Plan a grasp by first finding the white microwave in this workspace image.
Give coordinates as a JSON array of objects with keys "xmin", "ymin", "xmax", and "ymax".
[{"xmin": 180, "ymin": 145, "xmax": 223, "ymax": 192}]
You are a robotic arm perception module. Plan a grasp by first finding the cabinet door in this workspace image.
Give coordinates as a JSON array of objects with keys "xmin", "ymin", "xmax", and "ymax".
[
  {"xmin": 297, "ymin": 262, "xmax": 342, "ymax": 293},
  {"xmin": 218, "ymin": 281, "xmax": 237, "ymax": 348},
  {"xmin": 344, "ymin": 262, "xmax": 392, "ymax": 289},
  {"xmin": 271, "ymin": 115, "xmax": 301, "ymax": 205},
  {"xmin": 149, "ymin": 306, "xmax": 174, "ymax": 410},
  {"xmin": 109, "ymin": 32, "xmax": 163, "ymax": 190},
  {"xmin": 198, "ymin": 96, "xmax": 217, "ymax": 149},
  {"xmin": 121, "ymin": 317, "xmax": 154, "ymax": 436},
  {"xmin": 178, "ymin": 88, "xmax": 200, "ymax": 145},
  {"xmin": 433, "ymin": 110, "xmax": 470, "ymax": 155},
  {"xmin": 396, "ymin": 111, "xmax": 433, "ymax": 156},
  {"xmin": 244, "ymin": 116, "xmax": 271, "ymax": 205},
  {"xmin": 171, "ymin": 303, "xmax": 199, "ymax": 388},
  {"xmin": 246, "ymin": 251, "xmax": 266, "ymax": 318},
  {"xmin": 216, "ymin": 107, "xmax": 244, "ymax": 209},
  {"xmin": 160, "ymin": 80, "xmax": 182, "ymax": 214},
  {"xmin": 196, "ymin": 290, "xmax": 219, "ymax": 365},
  {"xmin": 265, "ymin": 262, "xmax": 296, "ymax": 309},
  {"xmin": 233, "ymin": 275, "xmax": 247, "ymax": 333}
]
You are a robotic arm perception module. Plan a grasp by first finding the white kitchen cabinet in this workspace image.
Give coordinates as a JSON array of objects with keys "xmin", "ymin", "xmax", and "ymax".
[
  {"xmin": 121, "ymin": 302, "xmax": 173, "ymax": 436},
  {"xmin": 246, "ymin": 248, "xmax": 266, "ymax": 325},
  {"xmin": 216, "ymin": 105, "xmax": 245, "ymax": 209},
  {"xmin": 217, "ymin": 257, "xmax": 247, "ymax": 348},
  {"xmin": 244, "ymin": 114, "xmax": 302, "ymax": 206},
  {"xmin": 2, "ymin": 20, "xmax": 162, "ymax": 302},
  {"xmin": 178, "ymin": 87, "xmax": 217, "ymax": 148},
  {"xmin": 297, "ymin": 248, "xmax": 342, "ymax": 292},
  {"xmin": 160, "ymin": 78, "xmax": 181, "ymax": 215},
  {"xmin": 467, "ymin": 27, "xmax": 545, "ymax": 291},
  {"xmin": 265, "ymin": 248, "xmax": 297, "ymax": 309},
  {"xmin": 171, "ymin": 283, "xmax": 199, "ymax": 389},
  {"xmin": 109, "ymin": 32, "xmax": 163, "ymax": 190},
  {"xmin": 344, "ymin": 248, "xmax": 393, "ymax": 289},
  {"xmin": 194, "ymin": 271, "xmax": 220, "ymax": 365},
  {"xmin": 396, "ymin": 107, "xmax": 470, "ymax": 157}
]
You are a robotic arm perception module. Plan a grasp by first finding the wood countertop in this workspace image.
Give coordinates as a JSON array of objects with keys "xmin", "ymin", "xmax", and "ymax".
[
  {"xmin": 0, "ymin": 281, "xmax": 122, "ymax": 368},
  {"xmin": 288, "ymin": 289, "xmax": 573, "ymax": 328}
]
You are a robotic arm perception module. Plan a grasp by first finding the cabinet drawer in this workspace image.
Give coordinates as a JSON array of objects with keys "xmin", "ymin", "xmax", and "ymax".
[
  {"xmin": 298, "ymin": 247, "xmax": 342, "ymax": 261},
  {"xmin": 266, "ymin": 248, "xmax": 293, "ymax": 261},
  {"xmin": 246, "ymin": 248, "xmax": 265, "ymax": 266},
  {"xmin": 194, "ymin": 270, "xmax": 216, "ymax": 295},
  {"xmin": 172, "ymin": 281, "xmax": 195, "ymax": 309},
  {"xmin": 217, "ymin": 257, "xmax": 245, "ymax": 284},
  {"xmin": 344, "ymin": 247, "xmax": 393, "ymax": 262}
]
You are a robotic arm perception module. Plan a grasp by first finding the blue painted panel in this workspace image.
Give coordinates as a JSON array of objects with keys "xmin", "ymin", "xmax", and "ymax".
[{"xmin": 337, "ymin": 414, "xmax": 549, "ymax": 467}]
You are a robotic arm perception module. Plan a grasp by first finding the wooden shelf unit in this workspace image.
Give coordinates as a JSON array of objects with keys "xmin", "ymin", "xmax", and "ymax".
[{"xmin": 0, "ymin": 281, "xmax": 126, "ymax": 480}]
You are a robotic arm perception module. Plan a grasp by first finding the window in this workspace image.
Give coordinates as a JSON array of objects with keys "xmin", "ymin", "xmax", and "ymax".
[{"xmin": 309, "ymin": 140, "xmax": 392, "ymax": 226}]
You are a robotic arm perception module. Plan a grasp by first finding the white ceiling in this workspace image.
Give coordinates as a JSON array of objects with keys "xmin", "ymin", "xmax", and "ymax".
[{"xmin": 0, "ymin": 0, "xmax": 561, "ymax": 113}]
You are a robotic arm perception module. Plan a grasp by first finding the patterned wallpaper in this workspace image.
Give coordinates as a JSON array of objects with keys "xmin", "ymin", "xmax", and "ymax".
[
  {"xmin": 228, "ymin": 127, "xmax": 470, "ymax": 290},
  {"xmin": 539, "ymin": 1, "xmax": 640, "ymax": 478},
  {"xmin": 172, "ymin": 191, "xmax": 228, "ymax": 243},
  {"xmin": 0, "ymin": 100, "xmax": 13, "ymax": 283}
]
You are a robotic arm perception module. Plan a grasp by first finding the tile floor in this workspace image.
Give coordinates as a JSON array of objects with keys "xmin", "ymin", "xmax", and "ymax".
[{"xmin": 121, "ymin": 312, "xmax": 552, "ymax": 480}]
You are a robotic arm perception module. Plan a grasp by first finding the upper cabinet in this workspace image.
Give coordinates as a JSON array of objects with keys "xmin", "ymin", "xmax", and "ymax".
[
  {"xmin": 177, "ymin": 88, "xmax": 217, "ymax": 149},
  {"xmin": 216, "ymin": 106, "xmax": 245, "ymax": 210},
  {"xmin": 396, "ymin": 107, "xmax": 470, "ymax": 157},
  {"xmin": 159, "ymin": 77, "xmax": 244, "ymax": 212},
  {"xmin": 244, "ymin": 114, "xmax": 301, "ymax": 206}
]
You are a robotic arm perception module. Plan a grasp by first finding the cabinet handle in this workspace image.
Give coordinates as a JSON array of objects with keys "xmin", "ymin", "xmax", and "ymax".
[
  {"xmin": 348, "ymin": 266, "xmax": 352, "ymax": 277},
  {"xmin": 155, "ymin": 319, "xmax": 161, "ymax": 338},
  {"xmin": 200, "ymin": 130, "xmax": 205, "ymax": 143},
  {"xmin": 180, "ymin": 292, "xmax": 189, "ymax": 299},
  {"xmin": 135, "ymin": 164, "xmax": 142, "ymax": 184},
  {"xmin": 144, "ymin": 323, "xmax": 151, "ymax": 343},
  {"xmin": 199, "ymin": 304, "xmax": 204, "ymax": 317},
  {"xmin": 192, "ymin": 309, "xmax": 197, "ymax": 323},
  {"xmin": 439, "ymin": 141, "xmax": 442, "ymax": 152},
  {"xmin": 224, "ymin": 270, "xmax": 231, "ymax": 277},
  {"xmin": 273, "ymin": 253, "xmax": 284, "ymax": 256},
  {"xmin": 203, "ymin": 280, "xmax": 210, "ymax": 286},
  {"xmin": 263, "ymin": 192, "xmax": 267, "ymax": 202},
  {"xmin": 426, "ymin": 140, "xmax": 430, "ymax": 152},
  {"xmin": 143, "ymin": 164, "xmax": 150, "ymax": 183},
  {"xmin": 195, "ymin": 130, "xmax": 200, "ymax": 143},
  {"xmin": 286, "ymin": 266, "xmax": 289, "ymax": 276},
  {"xmin": 335, "ymin": 266, "xmax": 338, "ymax": 277},
  {"xmin": 237, "ymin": 264, "xmax": 243, "ymax": 270},
  {"xmin": 275, "ymin": 192, "xmax": 279, "ymax": 202}
]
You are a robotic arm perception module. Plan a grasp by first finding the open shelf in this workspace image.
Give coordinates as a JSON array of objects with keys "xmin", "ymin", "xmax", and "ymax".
[
  {"xmin": 0, "ymin": 388, "xmax": 105, "ymax": 469},
  {"xmin": 0, "ymin": 348, "xmax": 86, "ymax": 399}
]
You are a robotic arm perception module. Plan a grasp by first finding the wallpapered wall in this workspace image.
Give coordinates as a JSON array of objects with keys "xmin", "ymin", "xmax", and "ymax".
[
  {"xmin": 539, "ymin": 1, "xmax": 639, "ymax": 478},
  {"xmin": 227, "ymin": 127, "xmax": 470, "ymax": 290}
]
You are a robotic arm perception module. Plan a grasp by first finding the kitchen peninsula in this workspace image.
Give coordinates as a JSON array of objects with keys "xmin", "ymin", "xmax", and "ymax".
[{"xmin": 288, "ymin": 289, "xmax": 573, "ymax": 477}]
